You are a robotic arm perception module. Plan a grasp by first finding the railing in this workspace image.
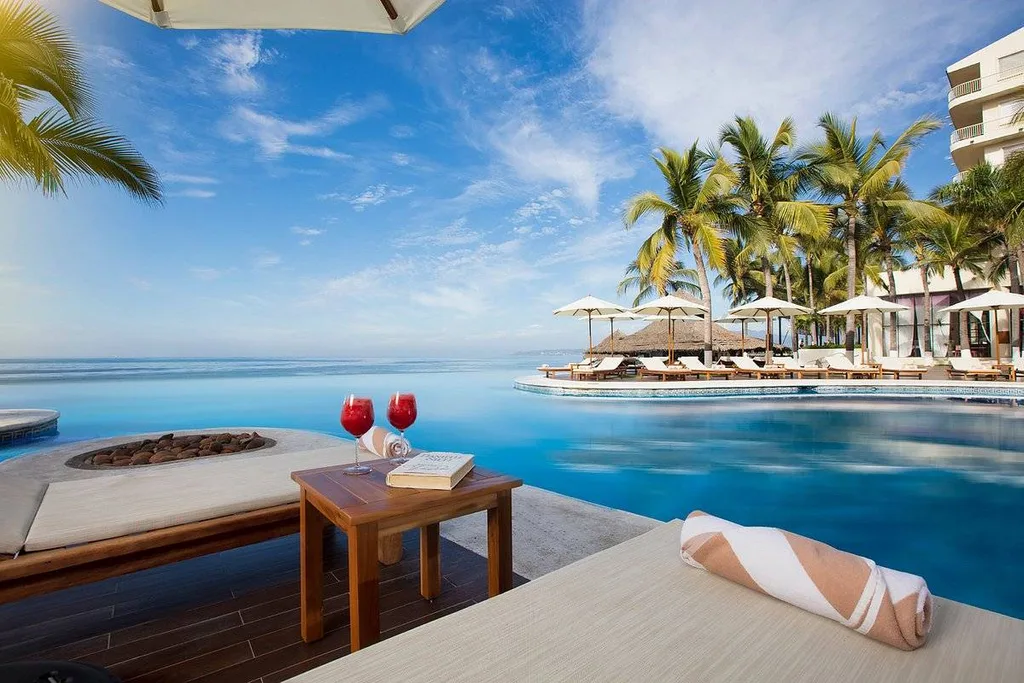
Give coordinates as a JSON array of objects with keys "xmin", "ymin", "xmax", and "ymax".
[
  {"xmin": 949, "ymin": 77, "xmax": 981, "ymax": 101},
  {"xmin": 950, "ymin": 122, "xmax": 984, "ymax": 144}
]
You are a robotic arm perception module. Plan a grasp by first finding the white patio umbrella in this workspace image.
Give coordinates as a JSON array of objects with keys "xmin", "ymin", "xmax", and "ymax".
[
  {"xmin": 98, "ymin": 0, "xmax": 446, "ymax": 33},
  {"xmin": 729, "ymin": 296, "xmax": 811, "ymax": 364},
  {"xmin": 715, "ymin": 312, "xmax": 766, "ymax": 355},
  {"xmin": 818, "ymin": 295, "xmax": 909, "ymax": 364},
  {"xmin": 632, "ymin": 296, "xmax": 709, "ymax": 363},
  {"xmin": 940, "ymin": 290, "xmax": 1024, "ymax": 360},
  {"xmin": 554, "ymin": 296, "xmax": 627, "ymax": 359},
  {"xmin": 590, "ymin": 311, "xmax": 643, "ymax": 355}
]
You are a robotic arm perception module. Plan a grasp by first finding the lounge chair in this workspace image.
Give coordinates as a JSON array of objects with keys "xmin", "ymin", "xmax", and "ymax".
[
  {"xmin": 536, "ymin": 364, "xmax": 574, "ymax": 378},
  {"xmin": 637, "ymin": 357, "xmax": 691, "ymax": 381},
  {"xmin": 781, "ymin": 357, "xmax": 828, "ymax": 379},
  {"xmin": 0, "ymin": 446, "xmax": 379, "ymax": 604},
  {"xmin": 729, "ymin": 355, "xmax": 789, "ymax": 379},
  {"xmin": 1012, "ymin": 358, "xmax": 1024, "ymax": 381},
  {"xmin": 676, "ymin": 356, "xmax": 735, "ymax": 380},
  {"xmin": 284, "ymin": 521, "xmax": 1024, "ymax": 683},
  {"xmin": 572, "ymin": 356, "xmax": 626, "ymax": 380},
  {"xmin": 879, "ymin": 358, "xmax": 926, "ymax": 380},
  {"xmin": 946, "ymin": 357, "xmax": 1001, "ymax": 381},
  {"xmin": 822, "ymin": 356, "xmax": 882, "ymax": 379}
]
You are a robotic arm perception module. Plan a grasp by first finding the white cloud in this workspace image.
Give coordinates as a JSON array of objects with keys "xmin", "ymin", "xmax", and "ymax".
[
  {"xmin": 168, "ymin": 188, "xmax": 216, "ymax": 199},
  {"xmin": 221, "ymin": 96, "xmax": 386, "ymax": 160},
  {"xmin": 299, "ymin": 239, "xmax": 312, "ymax": 246},
  {"xmin": 513, "ymin": 189, "xmax": 568, "ymax": 223},
  {"xmin": 253, "ymin": 251, "xmax": 281, "ymax": 268},
  {"xmin": 191, "ymin": 267, "xmax": 225, "ymax": 280},
  {"xmin": 207, "ymin": 31, "xmax": 272, "ymax": 95},
  {"xmin": 390, "ymin": 125, "xmax": 415, "ymax": 138},
  {"xmin": 583, "ymin": 0, "xmax": 1010, "ymax": 144},
  {"xmin": 128, "ymin": 277, "xmax": 152, "ymax": 291},
  {"xmin": 321, "ymin": 183, "xmax": 413, "ymax": 210},
  {"xmin": 291, "ymin": 227, "xmax": 326, "ymax": 236},
  {"xmin": 851, "ymin": 80, "xmax": 949, "ymax": 118},
  {"xmin": 165, "ymin": 173, "xmax": 219, "ymax": 185},
  {"xmin": 391, "ymin": 152, "xmax": 411, "ymax": 166},
  {"xmin": 179, "ymin": 35, "xmax": 199, "ymax": 50},
  {"xmin": 392, "ymin": 218, "xmax": 481, "ymax": 248}
]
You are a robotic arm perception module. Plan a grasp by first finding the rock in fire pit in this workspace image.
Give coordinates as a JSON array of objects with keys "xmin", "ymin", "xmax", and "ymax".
[{"xmin": 66, "ymin": 432, "xmax": 277, "ymax": 469}]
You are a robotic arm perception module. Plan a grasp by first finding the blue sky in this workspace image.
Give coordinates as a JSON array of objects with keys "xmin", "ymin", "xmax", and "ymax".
[{"xmin": 1, "ymin": 0, "xmax": 1022, "ymax": 358}]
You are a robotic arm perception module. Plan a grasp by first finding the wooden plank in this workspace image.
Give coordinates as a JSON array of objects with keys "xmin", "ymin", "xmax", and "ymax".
[
  {"xmin": 487, "ymin": 490, "xmax": 513, "ymax": 597},
  {"xmin": 419, "ymin": 523, "xmax": 440, "ymax": 600},
  {"xmin": 299, "ymin": 490, "xmax": 325, "ymax": 643},
  {"xmin": 347, "ymin": 522, "xmax": 380, "ymax": 652}
]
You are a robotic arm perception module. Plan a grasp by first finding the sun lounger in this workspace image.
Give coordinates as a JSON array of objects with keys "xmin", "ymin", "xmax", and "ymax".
[
  {"xmin": 284, "ymin": 521, "xmax": 1024, "ymax": 683},
  {"xmin": 946, "ymin": 357, "xmax": 1001, "ymax": 381},
  {"xmin": 823, "ymin": 356, "xmax": 883, "ymax": 379},
  {"xmin": 637, "ymin": 357, "xmax": 691, "ymax": 381},
  {"xmin": 0, "ymin": 446, "xmax": 372, "ymax": 604},
  {"xmin": 572, "ymin": 356, "xmax": 626, "ymax": 380},
  {"xmin": 536, "ymin": 365, "xmax": 573, "ymax": 378},
  {"xmin": 729, "ymin": 355, "xmax": 789, "ymax": 379},
  {"xmin": 781, "ymin": 357, "xmax": 828, "ymax": 379},
  {"xmin": 1012, "ymin": 358, "xmax": 1024, "ymax": 381},
  {"xmin": 880, "ymin": 358, "xmax": 926, "ymax": 380},
  {"xmin": 676, "ymin": 356, "xmax": 735, "ymax": 380}
]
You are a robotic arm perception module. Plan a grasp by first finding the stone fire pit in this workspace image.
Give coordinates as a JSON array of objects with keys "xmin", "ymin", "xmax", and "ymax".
[{"xmin": 66, "ymin": 432, "xmax": 276, "ymax": 469}]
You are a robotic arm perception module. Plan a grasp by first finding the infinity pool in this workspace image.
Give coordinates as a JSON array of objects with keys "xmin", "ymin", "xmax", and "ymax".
[{"xmin": 2, "ymin": 357, "xmax": 1022, "ymax": 618}]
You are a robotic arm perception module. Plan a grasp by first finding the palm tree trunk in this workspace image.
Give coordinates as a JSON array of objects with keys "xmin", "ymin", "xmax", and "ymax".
[
  {"xmin": 825, "ymin": 314, "xmax": 832, "ymax": 346},
  {"xmin": 694, "ymin": 245, "xmax": 714, "ymax": 366},
  {"xmin": 845, "ymin": 209, "xmax": 857, "ymax": 361},
  {"xmin": 885, "ymin": 253, "xmax": 898, "ymax": 355},
  {"xmin": 953, "ymin": 266, "xmax": 970, "ymax": 353},
  {"xmin": 762, "ymin": 256, "xmax": 773, "ymax": 360},
  {"xmin": 1009, "ymin": 250, "xmax": 1022, "ymax": 355},
  {"xmin": 807, "ymin": 259, "xmax": 817, "ymax": 345},
  {"xmin": 783, "ymin": 261, "xmax": 797, "ymax": 353},
  {"xmin": 920, "ymin": 266, "xmax": 932, "ymax": 355}
]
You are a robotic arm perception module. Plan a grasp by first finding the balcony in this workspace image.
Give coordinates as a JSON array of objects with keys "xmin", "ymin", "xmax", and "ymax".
[
  {"xmin": 951, "ymin": 122, "xmax": 984, "ymax": 144},
  {"xmin": 948, "ymin": 66, "xmax": 1024, "ymax": 116},
  {"xmin": 949, "ymin": 77, "xmax": 982, "ymax": 101}
]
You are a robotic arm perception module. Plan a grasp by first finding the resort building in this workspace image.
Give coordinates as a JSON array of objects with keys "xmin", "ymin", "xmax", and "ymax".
[{"xmin": 947, "ymin": 26, "xmax": 1024, "ymax": 174}]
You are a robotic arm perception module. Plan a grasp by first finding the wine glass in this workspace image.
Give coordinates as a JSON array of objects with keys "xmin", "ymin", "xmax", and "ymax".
[
  {"xmin": 340, "ymin": 395, "xmax": 374, "ymax": 475},
  {"xmin": 387, "ymin": 392, "xmax": 417, "ymax": 464}
]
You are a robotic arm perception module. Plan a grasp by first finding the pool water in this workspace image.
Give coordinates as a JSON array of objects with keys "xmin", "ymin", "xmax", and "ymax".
[{"xmin": 2, "ymin": 357, "xmax": 1022, "ymax": 618}]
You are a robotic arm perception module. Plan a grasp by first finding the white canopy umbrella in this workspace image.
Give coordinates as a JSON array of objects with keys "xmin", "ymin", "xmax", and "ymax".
[
  {"xmin": 729, "ymin": 297, "xmax": 811, "ymax": 364},
  {"xmin": 632, "ymin": 296, "xmax": 709, "ymax": 363},
  {"xmin": 589, "ymin": 311, "xmax": 644, "ymax": 355},
  {"xmin": 715, "ymin": 312, "xmax": 766, "ymax": 355},
  {"xmin": 554, "ymin": 296, "xmax": 627, "ymax": 358},
  {"xmin": 940, "ymin": 290, "xmax": 1024, "ymax": 359},
  {"xmin": 819, "ymin": 296, "xmax": 909, "ymax": 363},
  {"xmin": 98, "ymin": 0, "xmax": 446, "ymax": 33}
]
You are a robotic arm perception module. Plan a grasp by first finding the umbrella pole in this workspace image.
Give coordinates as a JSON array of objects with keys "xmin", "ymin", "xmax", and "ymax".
[
  {"xmin": 741, "ymin": 319, "xmax": 746, "ymax": 354},
  {"xmin": 765, "ymin": 312, "xmax": 772, "ymax": 364},
  {"xmin": 861, "ymin": 311, "xmax": 867, "ymax": 364},
  {"xmin": 668, "ymin": 311, "xmax": 674, "ymax": 364},
  {"xmin": 611, "ymin": 319, "xmax": 615, "ymax": 355},
  {"xmin": 588, "ymin": 312, "xmax": 594, "ymax": 359},
  {"xmin": 990, "ymin": 307, "xmax": 1000, "ymax": 360}
]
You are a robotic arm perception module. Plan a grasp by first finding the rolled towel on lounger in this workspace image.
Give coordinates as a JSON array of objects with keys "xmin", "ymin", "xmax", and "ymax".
[
  {"xmin": 358, "ymin": 426, "xmax": 410, "ymax": 459},
  {"xmin": 679, "ymin": 511, "xmax": 932, "ymax": 650}
]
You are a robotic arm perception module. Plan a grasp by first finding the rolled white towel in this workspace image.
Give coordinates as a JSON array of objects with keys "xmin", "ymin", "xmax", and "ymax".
[{"xmin": 358, "ymin": 426, "xmax": 410, "ymax": 459}]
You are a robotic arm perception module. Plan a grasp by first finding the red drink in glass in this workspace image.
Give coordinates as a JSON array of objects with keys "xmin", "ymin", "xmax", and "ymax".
[
  {"xmin": 340, "ymin": 395, "xmax": 374, "ymax": 474},
  {"xmin": 387, "ymin": 393, "xmax": 417, "ymax": 463}
]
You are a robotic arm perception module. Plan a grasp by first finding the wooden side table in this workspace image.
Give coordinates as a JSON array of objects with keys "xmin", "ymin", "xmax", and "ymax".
[{"xmin": 291, "ymin": 459, "xmax": 522, "ymax": 651}]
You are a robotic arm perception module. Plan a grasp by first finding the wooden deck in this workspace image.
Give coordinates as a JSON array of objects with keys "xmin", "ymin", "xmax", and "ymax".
[{"xmin": 0, "ymin": 529, "xmax": 525, "ymax": 682}]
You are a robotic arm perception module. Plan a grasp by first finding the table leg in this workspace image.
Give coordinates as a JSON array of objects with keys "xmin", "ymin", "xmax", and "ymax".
[
  {"xmin": 300, "ymin": 490, "xmax": 325, "ymax": 643},
  {"xmin": 487, "ymin": 490, "xmax": 513, "ymax": 597},
  {"xmin": 348, "ymin": 521, "xmax": 380, "ymax": 652},
  {"xmin": 420, "ymin": 523, "xmax": 441, "ymax": 600}
]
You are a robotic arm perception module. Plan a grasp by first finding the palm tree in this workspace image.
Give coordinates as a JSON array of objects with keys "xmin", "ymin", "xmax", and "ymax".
[
  {"xmin": 0, "ymin": 1, "xmax": 161, "ymax": 201},
  {"xmin": 719, "ymin": 116, "xmax": 828, "ymax": 354},
  {"xmin": 617, "ymin": 258, "xmax": 701, "ymax": 307},
  {"xmin": 907, "ymin": 239, "xmax": 936, "ymax": 355},
  {"xmin": 864, "ymin": 179, "xmax": 916, "ymax": 354},
  {"xmin": 805, "ymin": 114, "xmax": 942, "ymax": 360},
  {"xmin": 623, "ymin": 144, "xmax": 743, "ymax": 364},
  {"xmin": 916, "ymin": 215, "xmax": 999, "ymax": 354}
]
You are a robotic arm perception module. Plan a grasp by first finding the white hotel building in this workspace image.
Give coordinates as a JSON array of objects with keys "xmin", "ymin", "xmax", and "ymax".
[{"xmin": 866, "ymin": 26, "xmax": 1024, "ymax": 359}]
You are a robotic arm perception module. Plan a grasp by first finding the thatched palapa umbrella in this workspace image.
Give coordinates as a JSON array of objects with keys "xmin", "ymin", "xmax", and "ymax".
[{"xmin": 592, "ymin": 319, "xmax": 765, "ymax": 356}]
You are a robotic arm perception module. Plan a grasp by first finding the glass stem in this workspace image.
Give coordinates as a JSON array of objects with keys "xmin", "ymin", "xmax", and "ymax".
[{"xmin": 354, "ymin": 440, "xmax": 360, "ymax": 467}]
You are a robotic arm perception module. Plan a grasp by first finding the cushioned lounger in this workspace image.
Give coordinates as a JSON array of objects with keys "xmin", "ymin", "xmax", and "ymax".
[
  {"xmin": 285, "ymin": 521, "xmax": 1024, "ymax": 683},
  {"xmin": 0, "ymin": 475, "xmax": 48, "ymax": 556}
]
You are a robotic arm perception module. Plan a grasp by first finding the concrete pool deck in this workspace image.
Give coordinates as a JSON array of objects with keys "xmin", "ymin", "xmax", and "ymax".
[
  {"xmin": 0, "ymin": 428, "xmax": 660, "ymax": 579},
  {"xmin": 0, "ymin": 410, "xmax": 59, "ymax": 446}
]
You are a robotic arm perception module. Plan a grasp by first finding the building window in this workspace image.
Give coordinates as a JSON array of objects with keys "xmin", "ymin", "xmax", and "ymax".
[{"xmin": 1000, "ymin": 49, "xmax": 1024, "ymax": 78}]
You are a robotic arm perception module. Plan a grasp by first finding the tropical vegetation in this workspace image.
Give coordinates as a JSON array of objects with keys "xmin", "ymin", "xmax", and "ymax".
[
  {"xmin": 620, "ymin": 107, "xmax": 1024, "ymax": 360},
  {"xmin": 0, "ymin": 0, "xmax": 161, "ymax": 202}
]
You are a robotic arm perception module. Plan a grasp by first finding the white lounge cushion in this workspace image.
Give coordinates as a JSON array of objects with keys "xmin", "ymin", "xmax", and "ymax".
[
  {"xmin": 24, "ymin": 446, "xmax": 361, "ymax": 552},
  {"xmin": 286, "ymin": 521, "xmax": 1024, "ymax": 683},
  {"xmin": 0, "ymin": 475, "xmax": 48, "ymax": 555}
]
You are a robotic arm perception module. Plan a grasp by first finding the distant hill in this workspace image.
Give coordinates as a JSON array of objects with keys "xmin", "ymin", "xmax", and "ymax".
[{"xmin": 512, "ymin": 349, "xmax": 580, "ymax": 357}]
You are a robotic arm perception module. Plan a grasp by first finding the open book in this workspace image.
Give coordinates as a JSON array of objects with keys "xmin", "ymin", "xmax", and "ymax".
[{"xmin": 385, "ymin": 452, "xmax": 475, "ymax": 490}]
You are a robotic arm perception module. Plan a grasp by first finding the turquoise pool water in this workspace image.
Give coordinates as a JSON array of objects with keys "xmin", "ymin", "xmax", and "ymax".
[{"xmin": 2, "ymin": 357, "xmax": 1022, "ymax": 619}]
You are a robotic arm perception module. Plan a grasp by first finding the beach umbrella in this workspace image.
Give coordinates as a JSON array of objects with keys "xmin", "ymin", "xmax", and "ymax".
[
  {"xmin": 940, "ymin": 290, "xmax": 1024, "ymax": 360},
  {"xmin": 715, "ymin": 312, "xmax": 766, "ymax": 355},
  {"xmin": 590, "ymin": 311, "xmax": 644, "ymax": 355},
  {"xmin": 729, "ymin": 296, "xmax": 811, "ymax": 364},
  {"xmin": 632, "ymin": 296, "xmax": 709, "ymax": 363},
  {"xmin": 554, "ymin": 296, "xmax": 627, "ymax": 358},
  {"xmin": 97, "ymin": 0, "xmax": 446, "ymax": 33},
  {"xmin": 819, "ymin": 295, "xmax": 909, "ymax": 364}
]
